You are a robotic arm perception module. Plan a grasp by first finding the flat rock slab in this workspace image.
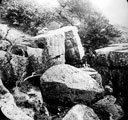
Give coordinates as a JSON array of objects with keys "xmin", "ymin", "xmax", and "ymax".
[{"xmin": 95, "ymin": 43, "xmax": 128, "ymax": 67}]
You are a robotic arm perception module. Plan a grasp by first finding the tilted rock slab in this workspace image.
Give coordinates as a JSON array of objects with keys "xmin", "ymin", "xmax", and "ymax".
[
  {"xmin": 62, "ymin": 104, "xmax": 100, "ymax": 120},
  {"xmin": 0, "ymin": 79, "xmax": 33, "ymax": 120},
  {"xmin": 40, "ymin": 64, "xmax": 104, "ymax": 107}
]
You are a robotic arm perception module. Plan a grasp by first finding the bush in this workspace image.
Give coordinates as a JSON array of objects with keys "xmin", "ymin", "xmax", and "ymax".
[{"xmin": 0, "ymin": 0, "xmax": 56, "ymax": 35}]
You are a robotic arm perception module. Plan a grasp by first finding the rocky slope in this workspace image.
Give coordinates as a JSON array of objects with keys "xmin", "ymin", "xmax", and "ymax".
[{"xmin": 0, "ymin": 24, "xmax": 124, "ymax": 120}]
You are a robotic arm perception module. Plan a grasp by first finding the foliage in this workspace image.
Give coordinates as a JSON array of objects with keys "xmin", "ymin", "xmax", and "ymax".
[
  {"xmin": 0, "ymin": 0, "xmax": 122, "ymax": 48},
  {"xmin": 57, "ymin": 0, "xmax": 122, "ymax": 49},
  {"xmin": 0, "ymin": 0, "xmax": 56, "ymax": 35}
]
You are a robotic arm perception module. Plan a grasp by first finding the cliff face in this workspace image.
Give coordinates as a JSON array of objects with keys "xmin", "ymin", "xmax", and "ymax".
[{"xmin": 91, "ymin": 43, "xmax": 128, "ymax": 119}]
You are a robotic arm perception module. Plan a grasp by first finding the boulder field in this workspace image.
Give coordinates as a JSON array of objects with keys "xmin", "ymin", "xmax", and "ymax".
[{"xmin": 0, "ymin": 24, "xmax": 125, "ymax": 120}]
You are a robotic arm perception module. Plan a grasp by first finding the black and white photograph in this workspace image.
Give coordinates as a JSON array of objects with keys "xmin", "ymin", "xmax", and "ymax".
[{"xmin": 0, "ymin": 0, "xmax": 128, "ymax": 120}]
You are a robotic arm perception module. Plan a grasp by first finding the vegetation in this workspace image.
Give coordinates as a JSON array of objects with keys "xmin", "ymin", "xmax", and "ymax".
[
  {"xmin": 0, "ymin": 0, "xmax": 56, "ymax": 35},
  {"xmin": 57, "ymin": 0, "xmax": 122, "ymax": 49},
  {"xmin": 0, "ymin": 0, "xmax": 122, "ymax": 49}
]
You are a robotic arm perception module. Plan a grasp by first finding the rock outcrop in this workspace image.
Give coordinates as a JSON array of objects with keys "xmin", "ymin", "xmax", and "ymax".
[
  {"xmin": 62, "ymin": 104, "xmax": 100, "ymax": 120},
  {"xmin": 91, "ymin": 43, "xmax": 128, "ymax": 119}
]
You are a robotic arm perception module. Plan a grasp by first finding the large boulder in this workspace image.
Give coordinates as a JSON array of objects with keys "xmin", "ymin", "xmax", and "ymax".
[
  {"xmin": 62, "ymin": 104, "xmax": 100, "ymax": 120},
  {"xmin": 33, "ymin": 27, "xmax": 66, "ymax": 66},
  {"xmin": 0, "ymin": 79, "xmax": 33, "ymax": 120},
  {"xmin": 40, "ymin": 64, "xmax": 104, "ymax": 110},
  {"xmin": 91, "ymin": 95, "xmax": 124, "ymax": 120}
]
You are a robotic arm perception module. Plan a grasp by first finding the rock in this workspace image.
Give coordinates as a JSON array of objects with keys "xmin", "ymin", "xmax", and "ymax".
[
  {"xmin": 80, "ymin": 67, "xmax": 103, "ymax": 88},
  {"xmin": 12, "ymin": 74, "xmax": 46, "ymax": 119},
  {"xmin": 10, "ymin": 45, "xmax": 44, "ymax": 75},
  {"xmin": 33, "ymin": 26, "xmax": 66, "ymax": 67},
  {"xmin": 0, "ymin": 50, "xmax": 6, "ymax": 64},
  {"xmin": 0, "ymin": 40, "xmax": 11, "ymax": 51},
  {"xmin": 109, "ymin": 49, "xmax": 128, "ymax": 67},
  {"xmin": 91, "ymin": 95, "xmax": 124, "ymax": 120},
  {"xmin": 0, "ymin": 23, "xmax": 31, "ymax": 44},
  {"xmin": 46, "ymin": 21, "xmax": 62, "ymax": 30},
  {"xmin": 95, "ymin": 43, "xmax": 128, "ymax": 67},
  {"xmin": 26, "ymin": 47, "xmax": 45, "ymax": 74},
  {"xmin": 64, "ymin": 26, "xmax": 84, "ymax": 65},
  {"xmin": 62, "ymin": 104, "xmax": 100, "ymax": 120},
  {"xmin": 33, "ymin": 26, "xmax": 84, "ymax": 66},
  {"xmin": 0, "ymin": 78, "xmax": 33, "ymax": 120},
  {"xmin": 9, "ymin": 44, "xmax": 28, "ymax": 57},
  {"xmin": 40, "ymin": 64, "xmax": 104, "ymax": 110},
  {"xmin": 91, "ymin": 43, "xmax": 128, "ymax": 119}
]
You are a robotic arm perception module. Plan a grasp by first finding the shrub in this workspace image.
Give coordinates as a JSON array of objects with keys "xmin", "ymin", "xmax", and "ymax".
[{"xmin": 0, "ymin": 0, "xmax": 56, "ymax": 35}]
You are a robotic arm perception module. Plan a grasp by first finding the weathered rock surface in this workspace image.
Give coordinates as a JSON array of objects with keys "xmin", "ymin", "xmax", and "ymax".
[
  {"xmin": 0, "ymin": 50, "xmax": 6, "ymax": 63},
  {"xmin": 12, "ymin": 74, "xmax": 46, "ymax": 119},
  {"xmin": 0, "ymin": 40, "xmax": 10, "ymax": 51},
  {"xmin": 91, "ymin": 43, "xmax": 128, "ymax": 119},
  {"xmin": 0, "ymin": 23, "xmax": 31, "ymax": 44},
  {"xmin": 64, "ymin": 26, "xmax": 84, "ymax": 65},
  {"xmin": 80, "ymin": 67, "xmax": 103, "ymax": 88},
  {"xmin": 33, "ymin": 26, "xmax": 84, "ymax": 66},
  {"xmin": 40, "ymin": 64, "xmax": 104, "ymax": 110},
  {"xmin": 94, "ymin": 43, "xmax": 128, "ymax": 67},
  {"xmin": 0, "ymin": 26, "xmax": 85, "ymax": 84},
  {"xmin": 0, "ymin": 52, "xmax": 28, "ymax": 89},
  {"xmin": 0, "ymin": 79, "xmax": 33, "ymax": 120},
  {"xmin": 62, "ymin": 104, "xmax": 100, "ymax": 120},
  {"xmin": 91, "ymin": 95, "xmax": 124, "ymax": 120}
]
